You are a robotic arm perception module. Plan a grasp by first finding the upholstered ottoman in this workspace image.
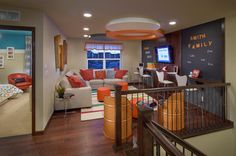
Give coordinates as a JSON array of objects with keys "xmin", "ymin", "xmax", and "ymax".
[
  {"xmin": 97, "ymin": 87, "xmax": 111, "ymax": 102},
  {"xmin": 116, "ymin": 82, "xmax": 128, "ymax": 91}
]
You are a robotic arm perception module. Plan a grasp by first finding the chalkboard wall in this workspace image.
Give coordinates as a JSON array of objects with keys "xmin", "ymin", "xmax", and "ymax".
[
  {"xmin": 141, "ymin": 18, "xmax": 225, "ymax": 81},
  {"xmin": 142, "ymin": 39, "xmax": 157, "ymax": 66},
  {"xmin": 181, "ymin": 19, "xmax": 225, "ymax": 81}
]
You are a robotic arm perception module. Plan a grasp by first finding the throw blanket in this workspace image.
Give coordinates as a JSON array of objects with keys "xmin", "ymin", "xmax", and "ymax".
[{"xmin": 0, "ymin": 84, "xmax": 23, "ymax": 103}]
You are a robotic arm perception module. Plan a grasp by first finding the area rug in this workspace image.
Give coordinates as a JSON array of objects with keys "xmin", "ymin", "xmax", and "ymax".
[
  {"xmin": 80, "ymin": 86, "xmax": 154, "ymax": 121},
  {"xmin": 80, "ymin": 90, "xmax": 114, "ymax": 121}
]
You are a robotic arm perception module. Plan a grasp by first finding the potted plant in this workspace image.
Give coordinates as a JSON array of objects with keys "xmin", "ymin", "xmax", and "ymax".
[{"xmin": 56, "ymin": 86, "xmax": 65, "ymax": 98}]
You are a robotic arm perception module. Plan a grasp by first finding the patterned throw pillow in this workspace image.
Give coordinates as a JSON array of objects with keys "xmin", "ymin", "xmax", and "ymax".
[
  {"xmin": 115, "ymin": 70, "xmax": 128, "ymax": 79},
  {"xmin": 0, "ymin": 84, "xmax": 23, "ymax": 97},
  {"xmin": 95, "ymin": 70, "xmax": 106, "ymax": 79},
  {"xmin": 80, "ymin": 69, "xmax": 94, "ymax": 81},
  {"xmin": 67, "ymin": 75, "xmax": 85, "ymax": 88},
  {"xmin": 106, "ymin": 70, "xmax": 116, "ymax": 79}
]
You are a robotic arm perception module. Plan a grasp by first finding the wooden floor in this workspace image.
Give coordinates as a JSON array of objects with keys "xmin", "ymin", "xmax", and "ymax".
[{"xmin": 0, "ymin": 111, "xmax": 123, "ymax": 156}]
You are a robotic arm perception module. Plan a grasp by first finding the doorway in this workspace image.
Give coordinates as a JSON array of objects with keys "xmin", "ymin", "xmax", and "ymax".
[{"xmin": 0, "ymin": 25, "xmax": 35, "ymax": 137}]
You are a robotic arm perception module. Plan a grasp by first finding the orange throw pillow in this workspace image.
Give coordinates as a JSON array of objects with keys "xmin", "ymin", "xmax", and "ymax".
[
  {"xmin": 67, "ymin": 75, "xmax": 85, "ymax": 88},
  {"xmin": 80, "ymin": 69, "xmax": 94, "ymax": 81},
  {"xmin": 95, "ymin": 70, "xmax": 106, "ymax": 79},
  {"xmin": 115, "ymin": 70, "xmax": 128, "ymax": 79}
]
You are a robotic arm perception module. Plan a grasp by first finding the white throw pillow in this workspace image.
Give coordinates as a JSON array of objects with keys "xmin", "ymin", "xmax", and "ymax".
[{"xmin": 59, "ymin": 77, "xmax": 72, "ymax": 89}]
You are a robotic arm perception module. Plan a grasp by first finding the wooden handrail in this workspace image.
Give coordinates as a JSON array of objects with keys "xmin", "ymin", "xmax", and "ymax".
[
  {"xmin": 145, "ymin": 121, "xmax": 184, "ymax": 156},
  {"xmin": 138, "ymin": 105, "xmax": 207, "ymax": 156},
  {"xmin": 120, "ymin": 82, "xmax": 230, "ymax": 95},
  {"xmin": 151, "ymin": 121, "xmax": 207, "ymax": 156},
  {"xmin": 116, "ymin": 82, "xmax": 230, "ymax": 155}
]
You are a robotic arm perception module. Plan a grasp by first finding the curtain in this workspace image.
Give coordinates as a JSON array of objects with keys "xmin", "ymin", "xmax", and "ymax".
[
  {"xmin": 85, "ymin": 42, "xmax": 122, "ymax": 50},
  {"xmin": 24, "ymin": 36, "xmax": 32, "ymax": 76}
]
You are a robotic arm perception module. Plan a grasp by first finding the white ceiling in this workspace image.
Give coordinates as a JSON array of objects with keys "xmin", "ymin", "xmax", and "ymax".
[{"xmin": 0, "ymin": 0, "xmax": 236, "ymax": 38}]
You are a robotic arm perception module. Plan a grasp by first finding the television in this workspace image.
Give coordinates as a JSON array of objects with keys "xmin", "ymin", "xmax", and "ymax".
[{"xmin": 155, "ymin": 46, "xmax": 174, "ymax": 63}]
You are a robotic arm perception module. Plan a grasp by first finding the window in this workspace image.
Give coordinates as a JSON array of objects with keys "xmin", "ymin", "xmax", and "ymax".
[{"xmin": 85, "ymin": 43, "xmax": 122, "ymax": 69}]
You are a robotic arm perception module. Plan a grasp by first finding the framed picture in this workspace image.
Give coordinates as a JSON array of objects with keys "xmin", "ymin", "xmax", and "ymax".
[
  {"xmin": 63, "ymin": 40, "xmax": 67, "ymax": 65},
  {"xmin": 0, "ymin": 55, "xmax": 4, "ymax": 68},
  {"xmin": 54, "ymin": 35, "xmax": 61, "ymax": 69},
  {"xmin": 59, "ymin": 45, "xmax": 64, "ymax": 71},
  {"xmin": 7, "ymin": 47, "xmax": 15, "ymax": 59}
]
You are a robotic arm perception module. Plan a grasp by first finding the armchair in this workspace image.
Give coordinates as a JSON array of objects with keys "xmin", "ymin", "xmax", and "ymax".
[{"xmin": 8, "ymin": 73, "xmax": 32, "ymax": 90}]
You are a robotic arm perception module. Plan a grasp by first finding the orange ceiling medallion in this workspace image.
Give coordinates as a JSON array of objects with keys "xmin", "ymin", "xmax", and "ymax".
[{"xmin": 106, "ymin": 17, "xmax": 164, "ymax": 40}]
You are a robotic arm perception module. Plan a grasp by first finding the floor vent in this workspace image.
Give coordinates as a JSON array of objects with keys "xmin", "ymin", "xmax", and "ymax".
[{"xmin": 0, "ymin": 9, "xmax": 20, "ymax": 21}]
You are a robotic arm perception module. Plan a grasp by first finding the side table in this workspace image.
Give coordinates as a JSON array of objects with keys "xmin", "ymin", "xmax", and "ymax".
[{"xmin": 55, "ymin": 93, "xmax": 74, "ymax": 117}]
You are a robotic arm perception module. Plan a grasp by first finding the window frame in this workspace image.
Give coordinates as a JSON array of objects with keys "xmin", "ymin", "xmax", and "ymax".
[{"xmin": 86, "ymin": 49, "xmax": 122, "ymax": 69}]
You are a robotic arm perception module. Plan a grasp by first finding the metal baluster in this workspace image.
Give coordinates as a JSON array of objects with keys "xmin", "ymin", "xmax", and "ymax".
[
  {"xmin": 201, "ymin": 87, "xmax": 205, "ymax": 128},
  {"xmin": 223, "ymin": 86, "xmax": 226, "ymax": 121},
  {"xmin": 213, "ymin": 87, "xmax": 216, "ymax": 125},
  {"xmin": 175, "ymin": 90, "xmax": 178, "ymax": 132},
  {"xmin": 167, "ymin": 91, "xmax": 169, "ymax": 130},
  {"xmin": 180, "ymin": 89, "xmax": 183, "ymax": 135},
  {"xmin": 125, "ymin": 94, "xmax": 128, "ymax": 144},
  {"xmin": 193, "ymin": 87, "xmax": 196, "ymax": 130},
  {"xmin": 172, "ymin": 90, "xmax": 174, "ymax": 131},
  {"xmin": 156, "ymin": 141, "xmax": 160, "ymax": 156},
  {"xmin": 196, "ymin": 89, "xmax": 199, "ymax": 129},
  {"xmin": 191, "ymin": 87, "xmax": 194, "ymax": 130}
]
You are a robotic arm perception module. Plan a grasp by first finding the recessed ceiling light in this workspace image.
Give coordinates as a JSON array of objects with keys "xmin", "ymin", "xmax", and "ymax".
[
  {"xmin": 83, "ymin": 34, "xmax": 89, "ymax": 38},
  {"xmin": 83, "ymin": 27, "xmax": 90, "ymax": 31},
  {"xmin": 169, "ymin": 21, "xmax": 176, "ymax": 25},
  {"xmin": 83, "ymin": 12, "xmax": 92, "ymax": 18}
]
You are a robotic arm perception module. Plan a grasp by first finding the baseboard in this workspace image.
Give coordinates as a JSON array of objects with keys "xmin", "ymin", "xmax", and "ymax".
[
  {"xmin": 33, "ymin": 112, "xmax": 53, "ymax": 136},
  {"xmin": 34, "ymin": 130, "xmax": 44, "ymax": 135}
]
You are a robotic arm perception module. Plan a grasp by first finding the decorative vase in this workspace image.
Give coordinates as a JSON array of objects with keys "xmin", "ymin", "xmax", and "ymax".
[{"xmin": 58, "ymin": 92, "xmax": 64, "ymax": 98}]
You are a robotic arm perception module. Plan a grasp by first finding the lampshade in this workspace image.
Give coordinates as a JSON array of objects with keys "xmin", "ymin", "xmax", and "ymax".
[{"xmin": 106, "ymin": 17, "xmax": 164, "ymax": 40}]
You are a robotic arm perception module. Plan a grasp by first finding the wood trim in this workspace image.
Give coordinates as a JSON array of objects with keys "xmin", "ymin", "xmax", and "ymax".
[
  {"xmin": 120, "ymin": 82, "xmax": 230, "ymax": 95},
  {"xmin": 221, "ymin": 18, "xmax": 225, "ymax": 82},
  {"xmin": 34, "ymin": 131, "xmax": 44, "ymax": 135},
  {"xmin": 0, "ymin": 25, "xmax": 36, "ymax": 135},
  {"xmin": 106, "ymin": 29, "xmax": 164, "ymax": 40},
  {"xmin": 85, "ymin": 41, "xmax": 123, "ymax": 45},
  {"xmin": 84, "ymin": 41, "xmax": 123, "ymax": 51}
]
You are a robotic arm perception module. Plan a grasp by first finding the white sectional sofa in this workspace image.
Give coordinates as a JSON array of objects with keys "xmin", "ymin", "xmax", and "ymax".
[
  {"xmin": 54, "ymin": 69, "xmax": 128, "ymax": 111},
  {"xmin": 55, "ymin": 76, "xmax": 92, "ymax": 110},
  {"xmin": 68, "ymin": 69, "xmax": 128, "ymax": 90},
  {"xmin": 89, "ymin": 75, "xmax": 128, "ymax": 90}
]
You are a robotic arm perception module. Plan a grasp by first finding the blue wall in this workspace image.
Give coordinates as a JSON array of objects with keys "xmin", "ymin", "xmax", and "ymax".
[{"xmin": 0, "ymin": 30, "xmax": 32, "ymax": 49}]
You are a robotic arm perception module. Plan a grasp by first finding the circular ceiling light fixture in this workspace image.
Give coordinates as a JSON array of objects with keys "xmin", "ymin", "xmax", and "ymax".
[
  {"xmin": 83, "ymin": 12, "xmax": 92, "ymax": 18},
  {"xmin": 106, "ymin": 17, "xmax": 164, "ymax": 40},
  {"xmin": 169, "ymin": 21, "xmax": 176, "ymax": 25},
  {"xmin": 83, "ymin": 34, "xmax": 89, "ymax": 38},
  {"xmin": 83, "ymin": 27, "xmax": 90, "ymax": 31}
]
